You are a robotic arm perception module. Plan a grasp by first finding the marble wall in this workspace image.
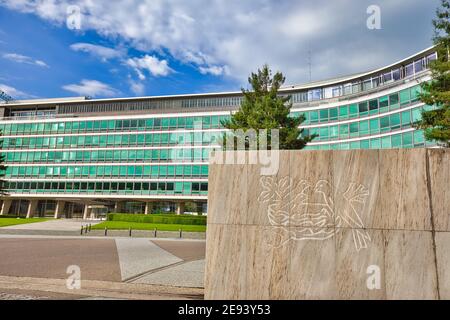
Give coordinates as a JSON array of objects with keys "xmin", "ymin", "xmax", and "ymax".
[{"xmin": 205, "ymin": 149, "xmax": 450, "ymax": 300}]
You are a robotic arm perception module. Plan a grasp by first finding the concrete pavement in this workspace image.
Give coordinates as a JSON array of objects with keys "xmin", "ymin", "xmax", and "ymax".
[{"xmin": 0, "ymin": 234, "xmax": 206, "ymax": 299}]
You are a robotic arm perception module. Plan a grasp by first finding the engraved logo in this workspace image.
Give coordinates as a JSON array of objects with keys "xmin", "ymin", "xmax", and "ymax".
[{"xmin": 258, "ymin": 177, "xmax": 371, "ymax": 251}]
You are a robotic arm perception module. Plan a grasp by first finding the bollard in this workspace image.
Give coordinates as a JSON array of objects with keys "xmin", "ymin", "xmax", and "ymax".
[
  {"xmin": 81, "ymin": 225, "xmax": 84, "ymax": 235},
  {"xmin": 88, "ymin": 224, "xmax": 91, "ymax": 232},
  {"xmin": 179, "ymin": 228, "xmax": 182, "ymax": 239},
  {"xmin": 104, "ymin": 227, "xmax": 108, "ymax": 236},
  {"xmin": 154, "ymin": 227, "xmax": 157, "ymax": 238},
  {"xmin": 129, "ymin": 227, "xmax": 132, "ymax": 237}
]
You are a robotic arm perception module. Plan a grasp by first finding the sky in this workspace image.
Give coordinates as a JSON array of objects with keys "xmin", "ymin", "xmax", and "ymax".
[{"xmin": 0, "ymin": 0, "xmax": 441, "ymax": 100}]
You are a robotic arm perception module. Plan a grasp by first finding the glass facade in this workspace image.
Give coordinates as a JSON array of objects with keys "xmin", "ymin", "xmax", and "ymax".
[{"xmin": 0, "ymin": 48, "xmax": 437, "ymax": 216}]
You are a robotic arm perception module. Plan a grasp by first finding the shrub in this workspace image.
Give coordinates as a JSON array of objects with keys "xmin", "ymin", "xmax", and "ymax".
[{"xmin": 107, "ymin": 213, "xmax": 207, "ymax": 226}]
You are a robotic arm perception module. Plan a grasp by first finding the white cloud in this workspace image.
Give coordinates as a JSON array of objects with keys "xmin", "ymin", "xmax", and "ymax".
[
  {"xmin": 2, "ymin": 53, "xmax": 49, "ymax": 67},
  {"xmin": 199, "ymin": 65, "xmax": 229, "ymax": 76},
  {"xmin": 0, "ymin": 0, "xmax": 439, "ymax": 84},
  {"xmin": 129, "ymin": 79, "xmax": 145, "ymax": 96},
  {"xmin": 126, "ymin": 55, "xmax": 172, "ymax": 79},
  {"xmin": 70, "ymin": 43, "xmax": 124, "ymax": 61},
  {"xmin": 62, "ymin": 79, "xmax": 118, "ymax": 97},
  {"xmin": 0, "ymin": 83, "xmax": 33, "ymax": 99}
]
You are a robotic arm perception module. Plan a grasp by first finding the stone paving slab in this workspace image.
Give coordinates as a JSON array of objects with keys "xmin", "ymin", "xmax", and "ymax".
[
  {"xmin": 134, "ymin": 260, "xmax": 205, "ymax": 288},
  {"xmin": 0, "ymin": 275, "xmax": 203, "ymax": 300},
  {"xmin": 115, "ymin": 238, "xmax": 182, "ymax": 281}
]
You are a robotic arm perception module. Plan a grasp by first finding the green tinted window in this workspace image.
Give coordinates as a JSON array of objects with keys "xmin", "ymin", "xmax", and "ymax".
[
  {"xmin": 379, "ymin": 96, "xmax": 389, "ymax": 109},
  {"xmin": 319, "ymin": 109, "xmax": 328, "ymax": 122},
  {"xmin": 399, "ymin": 89, "xmax": 410, "ymax": 105},
  {"xmin": 349, "ymin": 122, "xmax": 359, "ymax": 134},
  {"xmin": 310, "ymin": 111, "xmax": 319, "ymax": 123},
  {"xmin": 349, "ymin": 104, "xmax": 358, "ymax": 118},
  {"xmin": 392, "ymin": 134, "xmax": 402, "ymax": 148},
  {"xmin": 329, "ymin": 125, "xmax": 338, "ymax": 139},
  {"xmin": 358, "ymin": 102, "xmax": 368, "ymax": 114},
  {"xmin": 339, "ymin": 106, "xmax": 348, "ymax": 119},
  {"xmin": 381, "ymin": 136, "xmax": 391, "ymax": 149},
  {"xmin": 319, "ymin": 127, "xmax": 329, "ymax": 140},
  {"xmin": 369, "ymin": 99, "xmax": 378, "ymax": 111},
  {"xmin": 390, "ymin": 113, "xmax": 400, "ymax": 129},
  {"xmin": 410, "ymin": 85, "xmax": 421, "ymax": 102},
  {"xmin": 403, "ymin": 132, "xmax": 413, "ymax": 146},
  {"xmin": 339, "ymin": 124, "xmax": 349, "ymax": 137},
  {"xmin": 414, "ymin": 130, "xmax": 425, "ymax": 145},
  {"xmin": 401, "ymin": 110, "xmax": 411, "ymax": 126},
  {"xmin": 380, "ymin": 116, "xmax": 390, "ymax": 130},
  {"xmin": 329, "ymin": 108, "xmax": 338, "ymax": 120},
  {"xmin": 359, "ymin": 120, "xmax": 369, "ymax": 135},
  {"xmin": 412, "ymin": 108, "xmax": 422, "ymax": 122},
  {"xmin": 360, "ymin": 140, "xmax": 370, "ymax": 149}
]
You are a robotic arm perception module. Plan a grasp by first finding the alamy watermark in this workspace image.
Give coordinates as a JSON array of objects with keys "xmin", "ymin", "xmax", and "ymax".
[
  {"xmin": 366, "ymin": 265, "xmax": 381, "ymax": 290},
  {"xmin": 66, "ymin": 265, "xmax": 81, "ymax": 290},
  {"xmin": 367, "ymin": 5, "xmax": 381, "ymax": 30},
  {"xmin": 209, "ymin": 129, "xmax": 280, "ymax": 176},
  {"xmin": 66, "ymin": 5, "xmax": 82, "ymax": 30}
]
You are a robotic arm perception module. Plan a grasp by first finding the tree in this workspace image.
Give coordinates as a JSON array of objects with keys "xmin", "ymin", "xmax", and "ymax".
[
  {"xmin": 415, "ymin": 0, "xmax": 450, "ymax": 147},
  {"xmin": 222, "ymin": 65, "xmax": 316, "ymax": 150}
]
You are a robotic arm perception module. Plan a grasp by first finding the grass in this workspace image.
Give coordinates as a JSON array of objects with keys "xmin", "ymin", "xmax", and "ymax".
[
  {"xmin": 0, "ymin": 218, "xmax": 50, "ymax": 228},
  {"xmin": 92, "ymin": 221, "xmax": 207, "ymax": 232}
]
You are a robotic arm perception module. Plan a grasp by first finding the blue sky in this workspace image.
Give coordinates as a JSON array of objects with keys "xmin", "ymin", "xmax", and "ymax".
[{"xmin": 0, "ymin": 0, "xmax": 441, "ymax": 100}]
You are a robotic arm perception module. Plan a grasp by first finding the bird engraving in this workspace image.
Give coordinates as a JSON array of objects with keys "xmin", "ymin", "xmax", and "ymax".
[{"xmin": 258, "ymin": 176, "xmax": 371, "ymax": 251}]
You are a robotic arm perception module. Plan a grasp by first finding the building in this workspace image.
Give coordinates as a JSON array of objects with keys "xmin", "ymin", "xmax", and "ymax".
[{"xmin": 0, "ymin": 47, "xmax": 438, "ymax": 218}]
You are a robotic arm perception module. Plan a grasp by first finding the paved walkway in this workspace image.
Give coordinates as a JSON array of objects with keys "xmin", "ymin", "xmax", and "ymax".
[
  {"xmin": 0, "ymin": 235, "xmax": 206, "ymax": 299},
  {"xmin": 2, "ymin": 219, "xmax": 101, "ymax": 231}
]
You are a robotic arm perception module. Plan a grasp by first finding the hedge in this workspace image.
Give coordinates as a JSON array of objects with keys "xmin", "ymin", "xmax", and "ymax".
[{"xmin": 107, "ymin": 213, "xmax": 207, "ymax": 226}]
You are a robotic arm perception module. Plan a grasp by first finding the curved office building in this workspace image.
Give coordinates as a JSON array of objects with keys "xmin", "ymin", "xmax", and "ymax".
[{"xmin": 0, "ymin": 47, "xmax": 438, "ymax": 218}]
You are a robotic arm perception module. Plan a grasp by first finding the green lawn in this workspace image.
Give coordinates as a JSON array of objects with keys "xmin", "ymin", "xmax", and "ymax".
[
  {"xmin": 0, "ymin": 218, "xmax": 50, "ymax": 228},
  {"xmin": 92, "ymin": 221, "xmax": 207, "ymax": 232}
]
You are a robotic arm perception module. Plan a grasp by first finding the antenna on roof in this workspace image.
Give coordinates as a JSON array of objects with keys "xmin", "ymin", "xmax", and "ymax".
[{"xmin": 0, "ymin": 89, "xmax": 14, "ymax": 103}]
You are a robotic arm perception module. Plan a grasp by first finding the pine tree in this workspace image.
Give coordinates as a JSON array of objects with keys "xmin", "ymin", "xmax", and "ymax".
[
  {"xmin": 223, "ymin": 65, "xmax": 315, "ymax": 150},
  {"xmin": 416, "ymin": 0, "xmax": 450, "ymax": 147}
]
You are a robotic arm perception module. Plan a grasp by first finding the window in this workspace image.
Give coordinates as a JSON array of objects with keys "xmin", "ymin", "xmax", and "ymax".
[
  {"xmin": 339, "ymin": 124, "xmax": 349, "ymax": 138},
  {"xmin": 359, "ymin": 120, "xmax": 369, "ymax": 135},
  {"xmin": 390, "ymin": 113, "xmax": 401, "ymax": 129},
  {"xmin": 380, "ymin": 116, "xmax": 390, "ymax": 131},
  {"xmin": 358, "ymin": 102, "xmax": 368, "ymax": 115},
  {"xmin": 410, "ymin": 86, "xmax": 421, "ymax": 102},
  {"xmin": 403, "ymin": 132, "xmax": 413, "ymax": 147},
  {"xmin": 392, "ymin": 68, "xmax": 401, "ymax": 81},
  {"xmin": 310, "ymin": 111, "xmax": 319, "ymax": 123},
  {"xmin": 392, "ymin": 134, "xmax": 402, "ymax": 148},
  {"xmin": 379, "ymin": 96, "xmax": 389, "ymax": 111},
  {"xmin": 381, "ymin": 136, "xmax": 391, "ymax": 149},
  {"xmin": 319, "ymin": 109, "xmax": 328, "ymax": 122},
  {"xmin": 329, "ymin": 108, "xmax": 338, "ymax": 121},
  {"xmin": 399, "ymin": 89, "xmax": 410, "ymax": 105},
  {"xmin": 401, "ymin": 111, "xmax": 411, "ymax": 127},
  {"xmin": 414, "ymin": 59, "xmax": 424, "ymax": 73},
  {"xmin": 349, "ymin": 104, "xmax": 358, "ymax": 118},
  {"xmin": 329, "ymin": 125, "xmax": 338, "ymax": 139},
  {"xmin": 349, "ymin": 122, "xmax": 359, "ymax": 136},
  {"xmin": 339, "ymin": 106, "xmax": 348, "ymax": 119},
  {"xmin": 405, "ymin": 63, "xmax": 414, "ymax": 77},
  {"xmin": 319, "ymin": 127, "xmax": 329, "ymax": 140}
]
